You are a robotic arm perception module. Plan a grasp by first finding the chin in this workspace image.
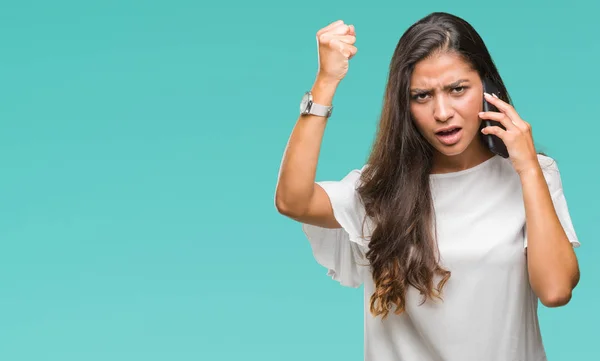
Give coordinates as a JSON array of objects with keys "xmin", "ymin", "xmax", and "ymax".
[{"xmin": 433, "ymin": 143, "xmax": 469, "ymax": 157}]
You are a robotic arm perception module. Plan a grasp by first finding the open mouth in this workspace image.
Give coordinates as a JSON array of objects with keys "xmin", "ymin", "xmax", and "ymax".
[
  {"xmin": 436, "ymin": 127, "xmax": 461, "ymax": 136},
  {"xmin": 435, "ymin": 127, "xmax": 463, "ymax": 145}
]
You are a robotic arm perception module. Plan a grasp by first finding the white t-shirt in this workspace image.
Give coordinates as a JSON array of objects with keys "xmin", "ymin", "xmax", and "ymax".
[{"xmin": 302, "ymin": 154, "xmax": 580, "ymax": 361}]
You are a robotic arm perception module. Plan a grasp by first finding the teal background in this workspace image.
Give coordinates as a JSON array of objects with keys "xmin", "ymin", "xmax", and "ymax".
[{"xmin": 1, "ymin": 1, "xmax": 597, "ymax": 360}]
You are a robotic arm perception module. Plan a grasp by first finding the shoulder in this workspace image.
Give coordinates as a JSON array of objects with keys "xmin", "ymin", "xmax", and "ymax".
[
  {"xmin": 316, "ymin": 164, "xmax": 368, "ymax": 210},
  {"xmin": 535, "ymin": 153, "xmax": 563, "ymax": 193},
  {"xmin": 536, "ymin": 153, "xmax": 558, "ymax": 172},
  {"xmin": 313, "ymin": 164, "xmax": 373, "ymax": 243},
  {"xmin": 327, "ymin": 164, "xmax": 369, "ymax": 189}
]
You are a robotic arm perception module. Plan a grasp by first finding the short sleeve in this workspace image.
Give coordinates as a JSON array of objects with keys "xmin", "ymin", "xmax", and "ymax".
[
  {"xmin": 524, "ymin": 155, "xmax": 580, "ymax": 248},
  {"xmin": 301, "ymin": 166, "xmax": 372, "ymax": 288}
]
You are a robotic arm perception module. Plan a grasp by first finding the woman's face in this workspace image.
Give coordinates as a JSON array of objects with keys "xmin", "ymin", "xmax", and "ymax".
[{"xmin": 409, "ymin": 52, "xmax": 486, "ymax": 160}]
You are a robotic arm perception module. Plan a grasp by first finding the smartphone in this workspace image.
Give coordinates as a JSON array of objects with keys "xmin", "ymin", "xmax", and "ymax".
[{"xmin": 480, "ymin": 77, "xmax": 509, "ymax": 158}]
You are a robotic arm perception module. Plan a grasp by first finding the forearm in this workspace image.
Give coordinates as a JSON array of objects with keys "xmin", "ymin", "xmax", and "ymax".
[
  {"xmin": 520, "ymin": 167, "xmax": 579, "ymax": 307},
  {"xmin": 275, "ymin": 75, "xmax": 340, "ymax": 214}
]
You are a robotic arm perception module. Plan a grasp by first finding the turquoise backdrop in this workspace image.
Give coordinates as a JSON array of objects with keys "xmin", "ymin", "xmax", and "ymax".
[{"xmin": 1, "ymin": 1, "xmax": 597, "ymax": 360}]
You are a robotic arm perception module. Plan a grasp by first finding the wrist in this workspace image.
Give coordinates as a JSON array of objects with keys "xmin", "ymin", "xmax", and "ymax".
[
  {"xmin": 518, "ymin": 164, "xmax": 543, "ymax": 181},
  {"xmin": 311, "ymin": 76, "xmax": 339, "ymax": 106},
  {"xmin": 315, "ymin": 72, "xmax": 340, "ymax": 85},
  {"xmin": 314, "ymin": 74, "xmax": 340, "ymax": 91}
]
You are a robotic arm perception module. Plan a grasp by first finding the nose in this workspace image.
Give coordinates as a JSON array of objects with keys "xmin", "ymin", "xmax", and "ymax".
[{"xmin": 433, "ymin": 95, "xmax": 454, "ymax": 122}]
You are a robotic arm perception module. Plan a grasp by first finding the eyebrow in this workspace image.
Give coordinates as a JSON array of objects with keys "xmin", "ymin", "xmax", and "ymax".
[{"xmin": 410, "ymin": 79, "xmax": 470, "ymax": 94}]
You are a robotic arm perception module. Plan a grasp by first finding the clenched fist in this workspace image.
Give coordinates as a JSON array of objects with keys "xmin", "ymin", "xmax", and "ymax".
[{"xmin": 316, "ymin": 20, "xmax": 357, "ymax": 83}]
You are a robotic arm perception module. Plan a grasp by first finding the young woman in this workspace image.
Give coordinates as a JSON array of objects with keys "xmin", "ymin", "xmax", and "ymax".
[{"xmin": 275, "ymin": 12, "xmax": 580, "ymax": 361}]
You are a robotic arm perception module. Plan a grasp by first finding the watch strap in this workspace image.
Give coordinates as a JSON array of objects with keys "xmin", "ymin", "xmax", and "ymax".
[{"xmin": 310, "ymin": 102, "xmax": 333, "ymax": 117}]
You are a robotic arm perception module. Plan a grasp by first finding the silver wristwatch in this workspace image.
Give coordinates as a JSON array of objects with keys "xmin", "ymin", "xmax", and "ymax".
[{"xmin": 299, "ymin": 91, "xmax": 333, "ymax": 118}]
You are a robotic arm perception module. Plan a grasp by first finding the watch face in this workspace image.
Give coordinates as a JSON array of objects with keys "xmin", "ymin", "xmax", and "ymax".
[{"xmin": 300, "ymin": 92, "xmax": 311, "ymax": 114}]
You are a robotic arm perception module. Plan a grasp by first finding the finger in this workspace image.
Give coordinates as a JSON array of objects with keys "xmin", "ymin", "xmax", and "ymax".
[
  {"xmin": 330, "ymin": 39, "xmax": 357, "ymax": 58},
  {"xmin": 348, "ymin": 24, "xmax": 355, "ymax": 36},
  {"xmin": 481, "ymin": 125, "xmax": 507, "ymax": 139},
  {"xmin": 319, "ymin": 29, "xmax": 352, "ymax": 46},
  {"xmin": 347, "ymin": 44, "xmax": 358, "ymax": 59},
  {"xmin": 317, "ymin": 26, "xmax": 350, "ymax": 45},
  {"xmin": 327, "ymin": 23, "xmax": 351, "ymax": 36},
  {"xmin": 485, "ymin": 94, "xmax": 531, "ymax": 132},
  {"xmin": 332, "ymin": 34, "xmax": 356, "ymax": 45},
  {"xmin": 317, "ymin": 20, "xmax": 344, "ymax": 37},
  {"xmin": 483, "ymin": 92, "xmax": 522, "ymax": 124},
  {"xmin": 478, "ymin": 111, "xmax": 517, "ymax": 130}
]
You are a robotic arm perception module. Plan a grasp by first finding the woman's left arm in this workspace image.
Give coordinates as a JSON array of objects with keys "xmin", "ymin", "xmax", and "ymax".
[
  {"xmin": 479, "ymin": 92, "xmax": 580, "ymax": 307},
  {"xmin": 519, "ymin": 166, "xmax": 580, "ymax": 307}
]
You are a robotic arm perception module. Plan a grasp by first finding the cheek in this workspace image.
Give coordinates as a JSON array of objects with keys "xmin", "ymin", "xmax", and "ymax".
[
  {"xmin": 409, "ymin": 106, "xmax": 429, "ymax": 134},
  {"xmin": 457, "ymin": 93, "xmax": 483, "ymax": 123}
]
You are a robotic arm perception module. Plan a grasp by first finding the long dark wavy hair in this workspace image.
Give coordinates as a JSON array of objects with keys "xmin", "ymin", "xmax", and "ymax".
[{"xmin": 356, "ymin": 12, "xmax": 515, "ymax": 319}]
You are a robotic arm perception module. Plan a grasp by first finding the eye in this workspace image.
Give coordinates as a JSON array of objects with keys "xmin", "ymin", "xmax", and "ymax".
[
  {"xmin": 411, "ymin": 93, "xmax": 430, "ymax": 102},
  {"xmin": 452, "ymin": 86, "xmax": 467, "ymax": 94}
]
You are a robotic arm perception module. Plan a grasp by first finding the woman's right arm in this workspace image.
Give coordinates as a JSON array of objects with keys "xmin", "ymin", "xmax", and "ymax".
[
  {"xmin": 274, "ymin": 20, "xmax": 357, "ymax": 229},
  {"xmin": 274, "ymin": 76, "xmax": 341, "ymax": 229}
]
